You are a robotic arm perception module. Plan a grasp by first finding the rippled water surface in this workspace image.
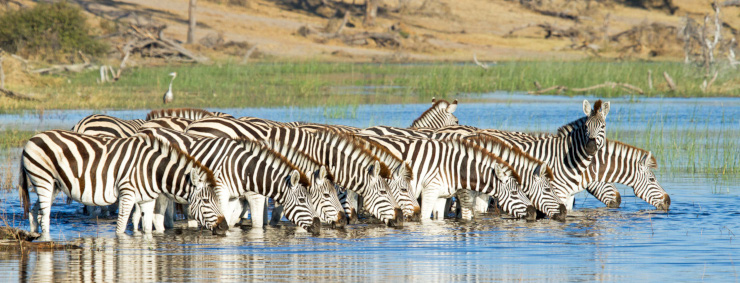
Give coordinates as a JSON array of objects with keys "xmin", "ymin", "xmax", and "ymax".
[{"xmin": 0, "ymin": 93, "xmax": 738, "ymax": 281}]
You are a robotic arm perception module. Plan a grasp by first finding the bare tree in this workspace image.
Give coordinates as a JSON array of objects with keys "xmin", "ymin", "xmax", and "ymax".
[
  {"xmin": 364, "ymin": 0, "xmax": 378, "ymax": 27},
  {"xmin": 188, "ymin": 0, "xmax": 197, "ymax": 44}
]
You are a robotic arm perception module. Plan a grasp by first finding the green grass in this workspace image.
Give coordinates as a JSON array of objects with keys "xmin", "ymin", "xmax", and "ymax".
[
  {"xmin": 1, "ymin": 61, "xmax": 738, "ymax": 112},
  {"xmin": 0, "ymin": 130, "xmax": 36, "ymax": 150}
]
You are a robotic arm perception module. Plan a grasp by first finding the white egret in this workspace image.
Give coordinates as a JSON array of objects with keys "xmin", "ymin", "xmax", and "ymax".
[{"xmin": 163, "ymin": 72, "xmax": 177, "ymax": 104}]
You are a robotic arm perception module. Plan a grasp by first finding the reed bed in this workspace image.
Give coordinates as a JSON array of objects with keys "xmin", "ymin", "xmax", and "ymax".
[{"xmin": 1, "ymin": 61, "xmax": 737, "ymax": 112}]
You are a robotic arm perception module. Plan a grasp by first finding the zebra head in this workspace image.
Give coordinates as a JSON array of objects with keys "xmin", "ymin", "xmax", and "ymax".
[
  {"xmin": 363, "ymin": 160, "xmax": 404, "ymax": 227},
  {"xmin": 411, "ymin": 98, "xmax": 459, "ymax": 128},
  {"xmin": 492, "ymin": 163, "xmax": 536, "ymax": 221},
  {"xmin": 633, "ymin": 152, "xmax": 670, "ymax": 210},
  {"xmin": 387, "ymin": 163, "xmax": 421, "ymax": 221},
  {"xmin": 282, "ymin": 169, "xmax": 321, "ymax": 235},
  {"xmin": 185, "ymin": 168, "xmax": 229, "ymax": 235},
  {"xmin": 582, "ymin": 100, "xmax": 611, "ymax": 155},
  {"xmin": 530, "ymin": 164, "xmax": 567, "ymax": 221},
  {"xmin": 309, "ymin": 166, "xmax": 347, "ymax": 228}
]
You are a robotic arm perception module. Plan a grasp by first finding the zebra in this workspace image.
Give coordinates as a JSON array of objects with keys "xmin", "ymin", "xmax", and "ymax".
[
  {"xmin": 70, "ymin": 114, "xmax": 146, "ymax": 217},
  {"xmin": 139, "ymin": 117, "xmax": 193, "ymax": 132},
  {"xmin": 410, "ymin": 98, "xmax": 459, "ymax": 128},
  {"xmin": 145, "ymin": 108, "xmax": 233, "ymax": 121},
  {"xmin": 138, "ymin": 128, "xmax": 327, "ymax": 232},
  {"xmin": 474, "ymin": 123, "xmax": 668, "ymax": 210},
  {"xmin": 469, "ymin": 100, "xmax": 611, "ymax": 209},
  {"xmin": 19, "ymin": 130, "xmax": 229, "ymax": 240},
  {"xmin": 357, "ymin": 134, "xmax": 536, "ymax": 221},
  {"xmin": 359, "ymin": 125, "xmax": 562, "ymax": 220},
  {"xmin": 185, "ymin": 118, "xmax": 403, "ymax": 226},
  {"xmin": 71, "ymin": 114, "xmax": 145, "ymax": 138}
]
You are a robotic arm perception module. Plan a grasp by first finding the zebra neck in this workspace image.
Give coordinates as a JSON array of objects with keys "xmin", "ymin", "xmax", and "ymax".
[
  {"xmin": 233, "ymin": 150, "xmax": 290, "ymax": 202},
  {"xmin": 452, "ymin": 147, "xmax": 495, "ymax": 194},
  {"xmin": 590, "ymin": 141, "xmax": 641, "ymax": 185}
]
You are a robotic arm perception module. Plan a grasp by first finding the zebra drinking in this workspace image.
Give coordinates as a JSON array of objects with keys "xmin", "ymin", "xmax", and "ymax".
[{"xmin": 19, "ymin": 130, "xmax": 229, "ymax": 240}]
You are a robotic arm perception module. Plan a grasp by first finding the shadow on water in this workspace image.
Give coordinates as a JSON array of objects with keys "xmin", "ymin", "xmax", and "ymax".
[{"xmin": 0, "ymin": 93, "xmax": 738, "ymax": 281}]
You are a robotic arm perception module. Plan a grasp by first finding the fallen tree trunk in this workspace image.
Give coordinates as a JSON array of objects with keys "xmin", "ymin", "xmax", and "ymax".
[
  {"xmin": 529, "ymin": 82, "xmax": 644, "ymax": 94},
  {"xmin": 0, "ymin": 87, "xmax": 39, "ymax": 101}
]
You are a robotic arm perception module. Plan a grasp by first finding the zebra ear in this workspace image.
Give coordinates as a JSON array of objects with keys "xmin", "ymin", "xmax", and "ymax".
[
  {"xmin": 446, "ymin": 100, "xmax": 458, "ymax": 113},
  {"xmin": 189, "ymin": 168, "xmax": 205, "ymax": 190},
  {"xmin": 583, "ymin": 100, "xmax": 591, "ymax": 116},
  {"xmin": 431, "ymin": 97, "xmax": 436, "ymax": 103},
  {"xmin": 601, "ymin": 101, "xmax": 611, "ymax": 118},
  {"xmin": 493, "ymin": 163, "xmax": 508, "ymax": 182},
  {"xmin": 288, "ymin": 169, "xmax": 301, "ymax": 188},
  {"xmin": 533, "ymin": 163, "xmax": 543, "ymax": 178},
  {"xmin": 314, "ymin": 166, "xmax": 327, "ymax": 185},
  {"xmin": 369, "ymin": 160, "xmax": 381, "ymax": 178}
]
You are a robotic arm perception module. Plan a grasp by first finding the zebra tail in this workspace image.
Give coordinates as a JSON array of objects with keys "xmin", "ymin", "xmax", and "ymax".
[{"xmin": 19, "ymin": 157, "xmax": 30, "ymax": 219}]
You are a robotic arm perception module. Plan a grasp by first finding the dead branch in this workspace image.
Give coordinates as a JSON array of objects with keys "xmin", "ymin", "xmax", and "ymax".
[
  {"xmin": 30, "ymin": 63, "xmax": 94, "ymax": 75},
  {"xmin": 533, "ymin": 81, "xmax": 542, "ymax": 90},
  {"xmin": 0, "ymin": 55, "xmax": 4, "ymax": 89},
  {"xmin": 343, "ymin": 32, "xmax": 401, "ymax": 48},
  {"xmin": 241, "ymin": 45, "xmax": 258, "ymax": 64},
  {"xmin": 701, "ymin": 71, "xmax": 719, "ymax": 93},
  {"xmin": 722, "ymin": 0, "xmax": 740, "ymax": 6},
  {"xmin": 663, "ymin": 72, "xmax": 677, "ymax": 91},
  {"xmin": 519, "ymin": 1, "xmax": 579, "ymax": 22},
  {"xmin": 473, "ymin": 53, "xmax": 489, "ymax": 70},
  {"xmin": 335, "ymin": 11, "xmax": 350, "ymax": 37},
  {"xmin": 0, "ymin": 226, "xmax": 39, "ymax": 242},
  {"xmin": 647, "ymin": 70, "xmax": 653, "ymax": 90},
  {"xmin": 0, "ymin": 87, "xmax": 39, "ymax": 101},
  {"xmin": 529, "ymin": 82, "xmax": 644, "ymax": 95}
]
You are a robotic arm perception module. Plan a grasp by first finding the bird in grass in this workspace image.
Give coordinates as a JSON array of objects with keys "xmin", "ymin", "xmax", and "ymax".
[{"xmin": 163, "ymin": 72, "xmax": 177, "ymax": 104}]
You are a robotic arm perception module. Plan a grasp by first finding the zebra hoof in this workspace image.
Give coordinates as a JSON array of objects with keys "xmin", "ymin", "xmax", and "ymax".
[
  {"xmin": 607, "ymin": 192, "xmax": 622, "ymax": 208},
  {"xmin": 307, "ymin": 217, "xmax": 321, "ymax": 236},
  {"xmin": 656, "ymin": 194, "xmax": 671, "ymax": 211},
  {"xmin": 551, "ymin": 204, "xmax": 567, "ymax": 222},
  {"xmin": 525, "ymin": 205, "xmax": 537, "ymax": 222}
]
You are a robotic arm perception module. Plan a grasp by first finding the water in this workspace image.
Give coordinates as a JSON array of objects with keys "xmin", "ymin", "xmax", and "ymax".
[{"xmin": 1, "ymin": 93, "xmax": 738, "ymax": 281}]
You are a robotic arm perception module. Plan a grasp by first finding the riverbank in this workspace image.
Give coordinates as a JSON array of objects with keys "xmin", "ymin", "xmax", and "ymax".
[{"xmin": 2, "ymin": 61, "xmax": 738, "ymax": 112}]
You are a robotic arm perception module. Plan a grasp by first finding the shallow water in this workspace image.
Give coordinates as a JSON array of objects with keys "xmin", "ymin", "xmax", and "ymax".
[{"xmin": 0, "ymin": 93, "xmax": 738, "ymax": 281}]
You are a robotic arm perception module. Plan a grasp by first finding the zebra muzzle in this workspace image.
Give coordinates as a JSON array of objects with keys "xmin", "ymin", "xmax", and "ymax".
[
  {"xmin": 586, "ymin": 139, "xmax": 599, "ymax": 155},
  {"xmin": 551, "ymin": 204, "xmax": 567, "ymax": 222},
  {"xmin": 307, "ymin": 217, "xmax": 321, "ymax": 236},
  {"xmin": 657, "ymin": 194, "xmax": 671, "ymax": 211},
  {"xmin": 608, "ymin": 191, "xmax": 622, "ymax": 208},
  {"xmin": 348, "ymin": 208, "xmax": 359, "ymax": 225},
  {"xmin": 525, "ymin": 205, "xmax": 537, "ymax": 222},
  {"xmin": 333, "ymin": 211, "xmax": 348, "ymax": 229},
  {"xmin": 387, "ymin": 208, "xmax": 404, "ymax": 228},
  {"xmin": 212, "ymin": 216, "xmax": 229, "ymax": 235}
]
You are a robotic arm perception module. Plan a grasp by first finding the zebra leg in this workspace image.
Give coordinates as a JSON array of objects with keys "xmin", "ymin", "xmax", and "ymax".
[
  {"xmin": 270, "ymin": 202, "xmax": 284, "ymax": 226},
  {"xmin": 28, "ymin": 197, "xmax": 42, "ymax": 233},
  {"xmin": 164, "ymin": 197, "xmax": 175, "ymax": 228},
  {"xmin": 456, "ymin": 190, "xmax": 475, "ymax": 221},
  {"xmin": 586, "ymin": 182, "xmax": 621, "ymax": 208},
  {"xmin": 420, "ymin": 187, "xmax": 442, "ymax": 221},
  {"xmin": 238, "ymin": 198, "xmax": 250, "ymax": 226},
  {"xmin": 131, "ymin": 204, "xmax": 141, "ymax": 232},
  {"xmin": 338, "ymin": 190, "xmax": 358, "ymax": 224},
  {"xmin": 472, "ymin": 191, "xmax": 490, "ymax": 214},
  {"xmin": 35, "ymin": 189, "xmax": 56, "ymax": 241},
  {"xmin": 139, "ymin": 200, "xmax": 156, "ymax": 234},
  {"xmin": 116, "ymin": 191, "xmax": 136, "ymax": 235},
  {"xmin": 226, "ymin": 197, "xmax": 242, "ymax": 227},
  {"xmin": 153, "ymin": 195, "xmax": 170, "ymax": 233},
  {"xmin": 245, "ymin": 193, "xmax": 266, "ymax": 228}
]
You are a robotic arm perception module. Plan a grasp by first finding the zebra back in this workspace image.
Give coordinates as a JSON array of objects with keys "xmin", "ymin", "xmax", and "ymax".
[
  {"xmin": 146, "ymin": 108, "xmax": 232, "ymax": 121},
  {"xmin": 71, "ymin": 114, "xmax": 145, "ymax": 138},
  {"xmin": 139, "ymin": 117, "xmax": 193, "ymax": 132}
]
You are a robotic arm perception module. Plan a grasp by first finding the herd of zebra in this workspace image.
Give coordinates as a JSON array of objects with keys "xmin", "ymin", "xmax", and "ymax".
[{"xmin": 18, "ymin": 98, "xmax": 670, "ymax": 240}]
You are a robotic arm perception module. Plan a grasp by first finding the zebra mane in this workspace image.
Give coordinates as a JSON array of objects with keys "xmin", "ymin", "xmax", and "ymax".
[
  {"xmin": 465, "ymin": 134, "xmax": 554, "ymax": 180},
  {"xmin": 259, "ymin": 138, "xmax": 336, "ymax": 184},
  {"xmin": 555, "ymin": 117, "xmax": 587, "ymax": 137},
  {"xmin": 231, "ymin": 137, "xmax": 312, "ymax": 187},
  {"xmin": 358, "ymin": 136, "xmax": 414, "ymax": 181},
  {"xmin": 592, "ymin": 100, "xmax": 603, "ymax": 113},
  {"xmin": 140, "ymin": 132, "xmax": 217, "ymax": 189},
  {"xmin": 442, "ymin": 137, "xmax": 523, "ymax": 185},
  {"xmin": 146, "ymin": 108, "xmax": 215, "ymax": 121},
  {"xmin": 608, "ymin": 139, "xmax": 658, "ymax": 169},
  {"xmin": 411, "ymin": 99, "xmax": 453, "ymax": 127},
  {"xmin": 313, "ymin": 130, "xmax": 392, "ymax": 179}
]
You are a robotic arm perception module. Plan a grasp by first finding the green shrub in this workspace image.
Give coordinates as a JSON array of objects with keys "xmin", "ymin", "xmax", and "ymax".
[{"xmin": 0, "ymin": 2, "xmax": 107, "ymax": 62}]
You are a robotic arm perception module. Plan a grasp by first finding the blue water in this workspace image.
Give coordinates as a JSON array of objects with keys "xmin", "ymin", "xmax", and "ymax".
[{"xmin": 0, "ymin": 93, "xmax": 738, "ymax": 281}]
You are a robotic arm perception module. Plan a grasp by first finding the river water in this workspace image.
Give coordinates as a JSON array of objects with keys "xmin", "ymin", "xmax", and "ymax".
[{"xmin": 0, "ymin": 93, "xmax": 738, "ymax": 281}]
